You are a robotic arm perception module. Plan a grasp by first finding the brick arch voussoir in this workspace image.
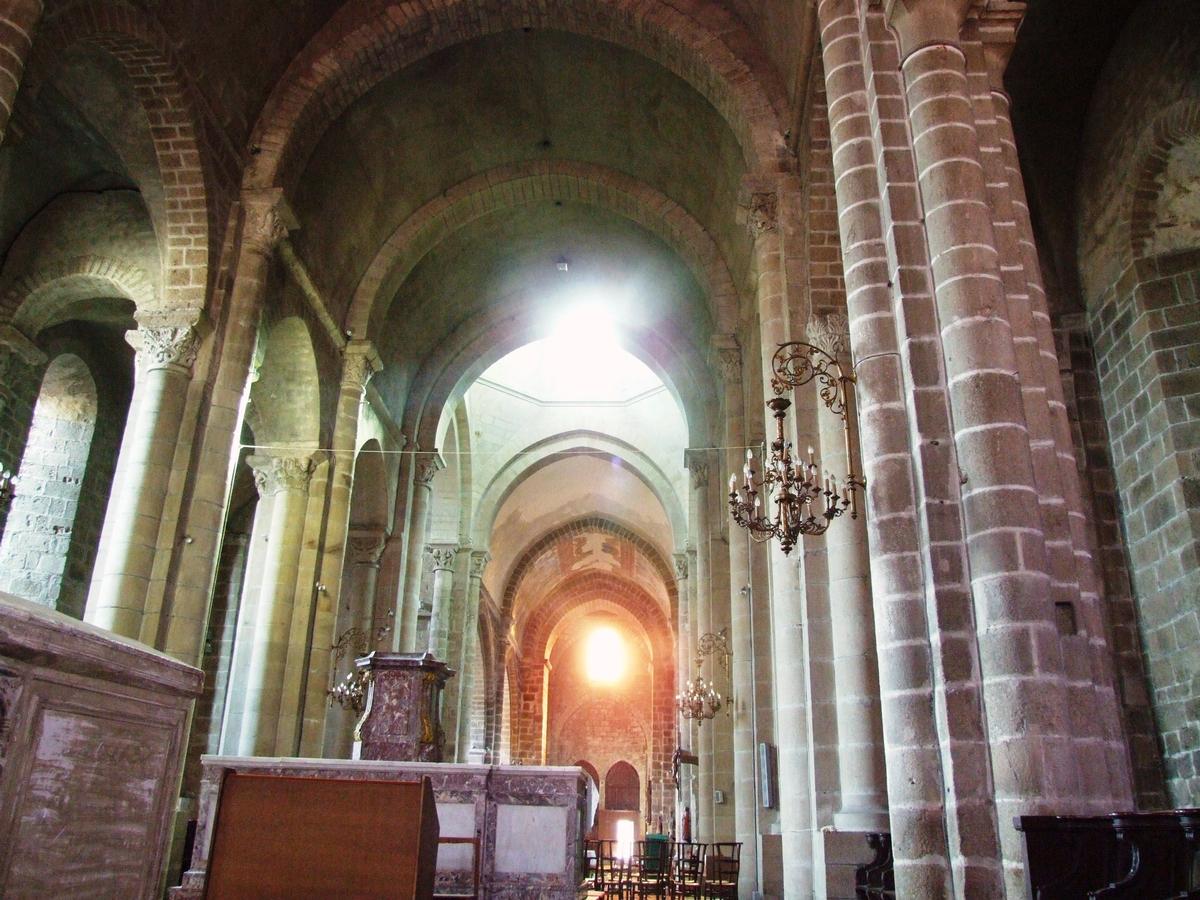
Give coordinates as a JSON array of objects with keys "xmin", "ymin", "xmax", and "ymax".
[
  {"xmin": 500, "ymin": 516, "xmax": 679, "ymax": 622},
  {"xmin": 520, "ymin": 571, "xmax": 674, "ymax": 660},
  {"xmin": 245, "ymin": 0, "xmax": 787, "ymax": 193},
  {"xmin": 0, "ymin": 255, "xmax": 155, "ymax": 329},
  {"xmin": 1126, "ymin": 99, "xmax": 1200, "ymax": 274},
  {"xmin": 349, "ymin": 160, "xmax": 740, "ymax": 338},
  {"xmin": 27, "ymin": 0, "xmax": 224, "ymax": 313}
]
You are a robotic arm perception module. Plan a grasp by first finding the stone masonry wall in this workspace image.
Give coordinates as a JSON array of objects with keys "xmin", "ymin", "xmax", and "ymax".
[
  {"xmin": 1088, "ymin": 251, "xmax": 1200, "ymax": 804},
  {"xmin": 1055, "ymin": 313, "xmax": 1168, "ymax": 808}
]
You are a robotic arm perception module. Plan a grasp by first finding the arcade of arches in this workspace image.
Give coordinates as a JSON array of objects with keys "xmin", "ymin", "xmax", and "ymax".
[{"xmin": 0, "ymin": 0, "xmax": 1198, "ymax": 896}]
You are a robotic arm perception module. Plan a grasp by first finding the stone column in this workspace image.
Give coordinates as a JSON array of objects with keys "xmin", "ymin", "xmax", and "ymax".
[
  {"xmin": 0, "ymin": 0, "xmax": 43, "ymax": 144},
  {"xmin": 807, "ymin": 314, "xmax": 889, "ymax": 831},
  {"xmin": 746, "ymin": 185, "xmax": 814, "ymax": 897},
  {"xmin": 396, "ymin": 452, "xmax": 442, "ymax": 651},
  {"xmin": 672, "ymin": 551, "xmax": 694, "ymax": 835},
  {"xmin": 684, "ymin": 452, "xmax": 715, "ymax": 842},
  {"xmin": 713, "ymin": 336, "xmax": 760, "ymax": 894},
  {"xmin": 889, "ymin": 8, "xmax": 1080, "ymax": 890},
  {"xmin": 324, "ymin": 529, "xmax": 386, "ymax": 759},
  {"xmin": 162, "ymin": 190, "xmax": 292, "ymax": 665},
  {"xmin": 85, "ymin": 322, "xmax": 199, "ymax": 639},
  {"xmin": 981, "ymin": 38, "xmax": 1131, "ymax": 809},
  {"xmin": 298, "ymin": 341, "xmax": 382, "ymax": 756},
  {"xmin": 452, "ymin": 550, "xmax": 488, "ymax": 760},
  {"xmin": 426, "ymin": 543, "xmax": 458, "ymax": 660},
  {"xmin": 237, "ymin": 452, "xmax": 314, "ymax": 756}
]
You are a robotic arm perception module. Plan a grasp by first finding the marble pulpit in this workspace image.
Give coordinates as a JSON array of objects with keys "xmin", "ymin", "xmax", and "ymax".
[{"xmin": 354, "ymin": 651, "xmax": 455, "ymax": 762}]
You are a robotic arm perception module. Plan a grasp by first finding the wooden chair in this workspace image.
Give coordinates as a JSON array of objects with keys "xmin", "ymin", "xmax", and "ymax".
[
  {"xmin": 590, "ymin": 838, "xmax": 629, "ymax": 897},
  {"xmin": 702, "ymin": 842, "xmax": 741, "ymax": 900},
  {"xmin": 433, "ymin": 835, "xmax": 480, "ymax": 899},
  {"xmin": 669, "ymin": 842, "xmax": 705, "ymax": 900},
  {"xmin": 627, "ymin": 839, "xmax": 670, "ymax": 899}
]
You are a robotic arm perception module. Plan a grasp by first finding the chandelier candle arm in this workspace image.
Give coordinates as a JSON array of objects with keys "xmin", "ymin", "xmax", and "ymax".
[{"xmin": 729, "ymin": 341, "xmax": 866, "ymax": 555}]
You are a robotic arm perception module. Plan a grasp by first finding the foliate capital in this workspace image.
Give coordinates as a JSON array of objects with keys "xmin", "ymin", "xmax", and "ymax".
[
  {"xmin": 469, "ymin": 550, "xmax": 491, "ymax": 579},
  {"xmin": 746, "ymin": 192, "xmax": 778, "ymax": 237},
  {"xmin": 673, "ymin": 553, "xmax": 689, "ymax": 581},
  {"xmin": 711, "ymin": 334, "xmax": 742, "ymax": 385},
  {"xmin": 806, "ymin": 312, "xmax": 850, "ymax": 360},
  {"xmin": 132, "ymin": 324, "xmax": 200, "ymax": 372},
  {"xmin": 413, "ymin": 451, "xmax": 445, "ymax": 487},
  {"xmin": 247, "ymin": 452, "xmax": 315, "ymax": 496},
  {"xmin": 342, "ymin": 340, "xmax": 383, "ymax": 393},
  {"xmin": 427, "ymin": 544, "xmax": 459, "ymax": 571},
  {"xmin": 348, "ymin": 531, "xmax": 387, "ymax": 567},
  {"xmin": 241, "ymin": 189, "xmax": 295, "ymax": 255}
]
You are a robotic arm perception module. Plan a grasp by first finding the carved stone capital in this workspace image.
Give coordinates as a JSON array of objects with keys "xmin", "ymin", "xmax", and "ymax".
[
  {"xmin": 746, "ymin": 192, "xmax": 778, "ymax": 237},
  {"xmin": 469, "ymin": 550, "xmax": 491, "ymax": 579},
  {"xmin": 241, "ymin": 189, "xmax": 295, "ymax": 256},
  {"xmin": 348, "ymin": 531, "xmax": 387, "ymax": 567},
  {"xmin": 673, "ymin": 553, "xmax": 689, "ymax": 581},
  {"xmin": 427, "ymin": 544, "xmax": 459, "ymax": 571},
  {"xmin": 806, "ymin": 312, "xmax": 850, "ymax": 360},
  {"xmin": 711, "ymin": 334, "xmax": 742, "ymax": 385},
  {"xmin": 342, "ymin": 340, "xmax": 383, "ymax": 393},
  {"xmin": 247, "ymin": 452, "xmax": 315, "ymax": 497},
  {"xmin": 131, "ymin": 324, "xmax": 200, "ymax": 372},
  {"xmin": 684, "ymin": 448, "xmax": 712, "ymax": 489},
  {"xmin": 413, "ymin": 452, "xmax": 445, "ymax": 488}
]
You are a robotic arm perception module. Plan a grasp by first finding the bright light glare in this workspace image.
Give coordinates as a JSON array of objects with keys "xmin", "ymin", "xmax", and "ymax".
[
  {"xmin": 585, "ymin": 626, "xmax": 626, "ymax": 685},
  {"xmin": 551, "ymin": 299, "xmax": 618, "ymax": 349},
  {"xmin": 615, "ymin": 819, "xmax": 635, "ymax": 860}
]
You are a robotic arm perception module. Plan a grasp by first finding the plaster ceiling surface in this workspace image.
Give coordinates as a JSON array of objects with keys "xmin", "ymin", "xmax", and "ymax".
[
  {"xmin": 485, "ymin": 454, "xmax": 674, "ymax": 602},
  {"xmin": 291, "ymin": 29, "xmax": 749, "ymax": 319},
  {"xmin": 371, "ymin": 201, "xmax": 711, "ymax": 425}
]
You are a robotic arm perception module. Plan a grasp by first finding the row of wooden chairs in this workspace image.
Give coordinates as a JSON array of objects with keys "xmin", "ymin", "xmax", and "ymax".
[{"xmin": 583, "ymin": 840, "xmax": 741, "ymax": 899}]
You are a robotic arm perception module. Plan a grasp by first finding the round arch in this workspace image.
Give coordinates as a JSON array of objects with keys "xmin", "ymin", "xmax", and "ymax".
[
  {"xmin": 473, "ymin": 431, "xmax": 687, "ymax": 549},
  {"xmin": 500, "ymin": 517, "xmax": 679, "ymax": 625},
  {"xmin": 0, "ymin": 256, "xmax": 153, "ymax": 333},
  {"xmin": 401, "ymin": 300, "xmax": 717, "ymax": 453},
  {"xmin": 24, "ymin": 0, "xmax": 227, "ymax": 310},
  {"xmin": 348, "ymin": 161, "xmax": 740, "ymax": 339},
  {"xmin": 1126, "ymin": 99, "xmax": 1200, "ymax": 275},
  {"xmin": 244, "ymin": 0, "xmax": 788, "ymax": 193}
]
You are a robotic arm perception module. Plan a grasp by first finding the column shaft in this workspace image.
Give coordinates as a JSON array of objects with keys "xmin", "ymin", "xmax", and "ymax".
[
  {"xmin": 0, "ymin": 0, "xmax": 42, "ymax": 143},
  {"xmin": 901, "ymin": 41, "xmax": 1078, "ymax": 891},
  {"xmin": 237, "ymin": 454, "xmax": 313, "ymax": 756},
  {"xmin": 161, "ymin": 191, "xmax": 291, "ymax": 664},
  {"xmin": 298, "ymin": 342, "xmax": 381, "ymax": 756},
  {"xmin": 455, "ymin": 551, "xmax": 488, "ymax": 761},
  {"xmin": 396, "ymin": 454, "xmax": 440, "ymax": 651},
  {"xmin": 687, "ymin": 459, "xmax": 715, "ymax": 842},
  {"xmin": 748, "ymin": 198, "xmax": 814, "ymax": 897},
  {"xmin": 715, "ymin": 340, "xmax": 760, "ymax": 896},
  {"xmin": 87, "ymin": 327, "xmax": 197, "ymax": 639},
  {"xmin": 426, "ymin": 544, "xmax": 457, "ymax": 659}
]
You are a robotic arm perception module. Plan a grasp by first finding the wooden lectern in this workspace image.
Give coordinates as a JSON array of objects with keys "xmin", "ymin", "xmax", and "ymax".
[{"xmin": 203, "ymin": 773, "xmax": 439, "ymax": 899}]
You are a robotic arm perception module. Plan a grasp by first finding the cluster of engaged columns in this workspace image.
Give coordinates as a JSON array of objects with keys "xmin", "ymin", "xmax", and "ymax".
[{"xmin": 809, "ymin": 0, "xmax": 1134, "ymax": 895}]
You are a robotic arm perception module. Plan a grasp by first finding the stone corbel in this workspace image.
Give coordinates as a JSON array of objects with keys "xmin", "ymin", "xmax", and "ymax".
[
  {"xmin": 710, "ymin": 333, "xmax": 742, "ymax": 385},
  {"xmin": 240, "ymin": 188, "xmax": 298, "ymax": 257}
]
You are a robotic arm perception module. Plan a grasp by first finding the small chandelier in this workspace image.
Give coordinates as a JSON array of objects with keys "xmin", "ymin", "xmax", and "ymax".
[
  {"xmin": 676, "ymin": 628, "xmax": 730, "ymax": 725},
  {"xmin": 729, "ymin": 341, "xmax": 865, "ymax": 555},
  {"xmin": 0, "ymin": 462, "xmax": 19, "ymax": 505},
  {"xmin": 676, "ymin": 675, "xmax": 723, "ymax": 723}
]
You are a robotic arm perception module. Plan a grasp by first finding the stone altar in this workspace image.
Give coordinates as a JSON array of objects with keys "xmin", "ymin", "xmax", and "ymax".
[
  {"xmin": 355, "ymin": 651, "xmax": 454, "ymax": 762},
  {"xmin": 174, "ymin": 756, "xmax": 588, "ymax": 899},
  {"xmin": 0, "ymin": 592, "xmax": 203, "ymax": 898}
]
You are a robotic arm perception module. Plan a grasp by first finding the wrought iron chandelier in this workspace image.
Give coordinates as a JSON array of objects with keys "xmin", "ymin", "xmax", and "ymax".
[
  {"xmin": 729, "ymin": 341, "xmax": 865, "ymax": 555},
  {"xmin": 676, "ymin": 629, "xmax": 730, "ymax": 725}
]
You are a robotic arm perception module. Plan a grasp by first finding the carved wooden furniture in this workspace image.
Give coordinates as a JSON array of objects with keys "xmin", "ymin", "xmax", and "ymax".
[
  {"xmin": 204, "ymin": 773, "xmax": 439, "ymax": 899},
  {"xmin": 1016, "ymin": 810, "xmax": 1200, "ymax": 899},
  {"xmin": 702, "ymin": 842, "xmax": 741, "ymax": 900}
]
